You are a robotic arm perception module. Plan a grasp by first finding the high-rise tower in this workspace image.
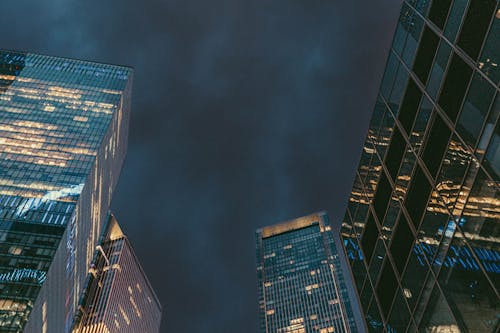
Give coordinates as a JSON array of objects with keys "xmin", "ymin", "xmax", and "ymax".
[
  {"xmin": 72, "ymin": 215, "xmax": 162, "ymax": 333},
  {"xmin": 340, "ymin": 1, "xmax": 499, "ymax": 332},
  {"xmin": 0, "ymin": 50, "xmax": 160, "ymax": 332},
  {"xmin": 256, "ymin": 212, "xmax": 358, "ymax": 333}
]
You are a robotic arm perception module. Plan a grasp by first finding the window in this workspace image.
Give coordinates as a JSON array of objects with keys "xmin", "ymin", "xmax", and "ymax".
[
  {"xmin": 405, "ymin": 166, "xmax": 432, "ymax": 229},
  {"xmin": 361, "ymin": 212, "xmax": 378, "ymax": 265},
  {"xmin": 393, "ymin": 4, "xmax": 413, "ymax": 55},
  {"xmin": 461, "ymin": 169, "xmax": 499, "ymax": 240},
  {"xmin": 402, "ymin": 11, "xmax": 424, "ymax": 66},
  {"xmin": 422, "ymin": 114, "xmax": 451, "ymax": 178},
  {"xmin": 457, "ymin": 0, "xmax": 497, "ymax": 60},
  {"xmin": 369, "ymin": 238, "xmax": 386, "ymax": 281},
  {"xmin": 360, "ymin": 280, "xmax": 373, "ymax": 311},
  {"xmin": 383, "ymin": 193, "xmax": 401, "ymax": 232},
  {"xmin": 436, "ymin": 136, "xmax": 472, "ymax": 212},
  {"xmin": 401, "ymin": 242, "xmax": 431, "ymax": 311},
  {"xmin": 419, "ymin": 284, "xmax": 459, "ymax": 331},
  {"xmin": 390, "ymin": 215, "xmax": 415, "ymax": 274},
  {"xmin": 374, "ymin": 103, "xmax": 395, "ymax": 159},
  {"xmin": 437, "ymin": 53, "xmax": 473, "ymax": 122},
  {"xmin": 443, "ymin": 0, "xmax": 468, "ymax": 42},
  {"xmin": 368, "ymin": 96, "xmax": 388, "ymax": 145},
  {"xmin": 485, "ymin": 118, "xmax": 500, "ymax": 180},
  {"xmin": 376, "ymin": 259, "xmax": 398, "ymax": 318},
  {"xmin": 427, "ymin": 0, "xmax": 452, "ymax": 29},
  {"xmin": 387, "ymin": 289, "xmax": 412, "ymax": 331},
  {"xmin": 380, "ymin": 53, "xmax": 400, "ymax": 99},
  {"xmin": 425, "ymin": 40, "xmax": 451, "ymax": 98},
  {"xmin": 395, "ymin": 150, "xmax": 417, "ymax": 201},
  {"xmin": 436, "ymin": 237, "xmax": 499, "ymax": 331},
  {"xmin": 409, "ymin": 97, "xmax": 433, "ymax": 153},
  {"xmin": 358, "ymin": 140, "xmax": 376, "ymax": 185},
  {"xmin": 385, "ymin": 128, "xmax": 407, "ymax": 182},
  {"xmin": 407, "ymin": 0, "xmax": 431, "ymax": 15},
  {"xmin": 398, "ymin": 79, "xmax": 423, "ymax": 134},
  {"xmin": 479, "ymin": 5, "xmax": 500, "ymax": 85},
  {"xmin": 477, "ymin": 94, "xmax": 499, "ymax": 161},
  {"xmin": 412, "ymin": 26, "xmax": 440, "ymax": 84},
  {"xmin": 367, "ymin": 297, "xmax": 384, "ymax": 329},
  {"xmin": 388, "ymin": 66, "xmax": 410, "ymax": 115},
  {"xmin": 351, "ymin": 257, "xmax": 368, "ymax": 294},
  {"xmin": 373, "ymin": 171, "xmax": 393, "ymax": 222},
  {"xmin": 456, "ymin": 73, "xmax": 496, "ymax": 150}
]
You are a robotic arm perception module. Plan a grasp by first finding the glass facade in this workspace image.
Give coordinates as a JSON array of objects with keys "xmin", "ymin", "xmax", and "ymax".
[
  {"xmin": 72, "ymin": 215, "xmax": 162, "ymax": 333},
  {"xmin": 256, "ymin": 212, "xmax": 358, "ymax": 333},
  {"xmin": 0, "ymin": 49, "xmax": 159, "ymax": 332},
  {"xmin": 340, "ymin": 1, "xmax": 500, "ymax": 332}
]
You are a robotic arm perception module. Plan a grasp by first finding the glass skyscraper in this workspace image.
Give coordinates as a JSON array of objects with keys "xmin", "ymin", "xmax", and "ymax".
[
  {"xmin": 72, "ymin": 215, "xmax": 162, "ymax": 333},
  {"xmin": 0, "ymin": 49, "xmax": 160, "ymax": 332},
  {"xmin": 340, "ymin": 1, "xmax": 499, "ymax": 332},
  {"xmin": 256, "ymin": 212, "xmax": 358, "ymax": 333}
]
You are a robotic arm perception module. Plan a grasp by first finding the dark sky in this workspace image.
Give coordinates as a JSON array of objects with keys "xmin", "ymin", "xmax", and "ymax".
[{"xmin": 1, "ymin": 0, "xmax": 402, "ymax": 331}]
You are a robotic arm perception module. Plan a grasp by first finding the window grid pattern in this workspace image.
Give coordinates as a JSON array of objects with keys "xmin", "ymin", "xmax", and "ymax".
[
  {"xmin": 340, "ymin": 1, "xmax": 500, "ymax": 332},
  {"xmin": 0, "ymin": 50, "xmax": 131, "ymax": 332},
  {"xmin": 73, "ymin": 216, "xmax": 162, "ymax": 333},
  {"xmin": 257, "ymin": 213, "xmax": 357, "ymax": 333}
]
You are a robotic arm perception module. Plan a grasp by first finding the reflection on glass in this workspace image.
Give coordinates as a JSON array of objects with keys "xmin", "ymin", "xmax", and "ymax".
[
  {"xmin": 387, "ymin": 289, "xmax": 412, "ymax": 332},
  {"xmin": 484, "ymin": 103, "xmax": 500, "ymax": 179},
  {"xmin": 479, "ymin": 5, "xmax": 500, "ymax": 85},
  {"xmin": 393, "ymin": 4, "xmax": 413, "ymax": 55},
  {"xmin": 395, "ymin": 149, "xmax": 417, "ymax": 200},
  {"xmin": 426, "ymin": 41, "xmax": 451, "ymax": 99},
  {"xmin": 401, "ymin": 242, "xmax": 431, "ymax": 311},
  {"xmin": 369, "ymin": 238, "xmax": 387, "ymax": 281},
  {"xmin": 381, "ymin": 53, "xmax": 400, "ymax": 100},
  {"xmin": 457, "ymin": 73, "xmax": 496, "ymax": 150},
  {"xmin": 402, "ymin": 10, "xmax": 424, "ymax": 67},
  {"xmin": 367, "ymin": 298, "xmax": 384, "ymax": 332},
  {"xmin": 0, "ymin": 51, "xmax": 131, "ymax": 331},
  {"xmin": 437, "ymin": 237, "xmax": 500, "ymax": 332},
  {"xmin": 443, "ymin": 0, "xmax": 468, "ymax": 42},
  {"xmin": 435, "ymin": 136, "xmax": 472, "ymax": 214},
  {"xmin": 388, "ymin": 66, "xmax": 409, "ymax": 117},
  {"xmin": 409, "ymin": 96, "xmax": 432, "ymax": 154},
  {"xmin": 418, "ymin": 284, "xmax": 460, "ymax": 332}
]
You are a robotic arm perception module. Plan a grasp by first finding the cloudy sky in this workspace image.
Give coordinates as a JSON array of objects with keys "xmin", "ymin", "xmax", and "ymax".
[{"xmin": 1, "ymin": 0, "xmax": 402, "ymax": 331}]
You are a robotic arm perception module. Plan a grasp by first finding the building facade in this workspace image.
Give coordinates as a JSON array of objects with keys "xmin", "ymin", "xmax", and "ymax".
[
  {"xmin": 0, "ymin": 50, "xmax": 160, "ymax": 332},
  {"xmin": 256, "ymin": 212, "xmax": 358, "ymax": 333},
  {"xmin": 340, "ymin": 1, "xmax": 499, "ymax": 332},
  {"xmin": 72, "ymin": 215, "xmax": 162, "ymax": 333}
]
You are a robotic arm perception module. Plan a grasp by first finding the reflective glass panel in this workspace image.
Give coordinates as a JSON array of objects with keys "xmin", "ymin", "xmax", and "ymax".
[
  {"xmin": 418, "ymin": 284, "xmax": 460, "ymax": 332},
  {"xmin": 426, "ymin": 41, "xmax": 452, "ymax": 99},
  {"xmin": 401, "ymin": 242, "xmax": 431, "ymax": 311},
  {"xmin": 443, "ymin": 0, "xmax": 468, "ymax": 42},
  {"xmin": 457, "ymin": 73, "xmax": 496, "ymax": 150},
  {"xmin": 479, "ymin": 4, "xmax": 500, "ymax": 85},
  {"xmin": 437, "ymin": 237, "xmax": 500, "ymax": 332},
  {"xmin": 435, "ymin": 135, "xmax": 472, "ymax": 214},
  {"xmin": 457, "ymin": 0, "xmax": 497, "ymax": 61}
]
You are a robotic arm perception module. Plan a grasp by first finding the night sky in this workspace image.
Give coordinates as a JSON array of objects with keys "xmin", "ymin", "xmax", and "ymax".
[{"xmin": 1, "ymin": 1, "xmax": 402, "ymax": 332}]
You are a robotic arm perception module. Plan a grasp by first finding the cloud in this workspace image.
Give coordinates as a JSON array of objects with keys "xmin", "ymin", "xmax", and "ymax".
[{"xmin": 0, "ymin": 0, "xmax": 402, "ymax": 331}]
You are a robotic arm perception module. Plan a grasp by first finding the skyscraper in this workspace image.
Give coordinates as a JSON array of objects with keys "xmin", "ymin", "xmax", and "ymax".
[
  {"xmin": 0, "ymin": 50, "xmax": 160, "ymax": 332},
  {"xmin": 256, "ymin": 212, "xmax": 359, "ymax": 333},
  {"xmin": 72, "ymin": 215, "xmax": 162, "ymax": 333},
  {"xmin": 340, "ymin": 1, "xmax": 499, "ymax": 332}
]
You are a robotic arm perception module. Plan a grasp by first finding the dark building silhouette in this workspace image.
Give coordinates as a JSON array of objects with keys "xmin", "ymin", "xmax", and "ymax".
[
  {"xmin": 340, "ymin": 1, "xmax": 499, "ymax": 332},
  {"xmin": 256, "ymin": 212, "xmax": 359, "ymax": 333}
]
